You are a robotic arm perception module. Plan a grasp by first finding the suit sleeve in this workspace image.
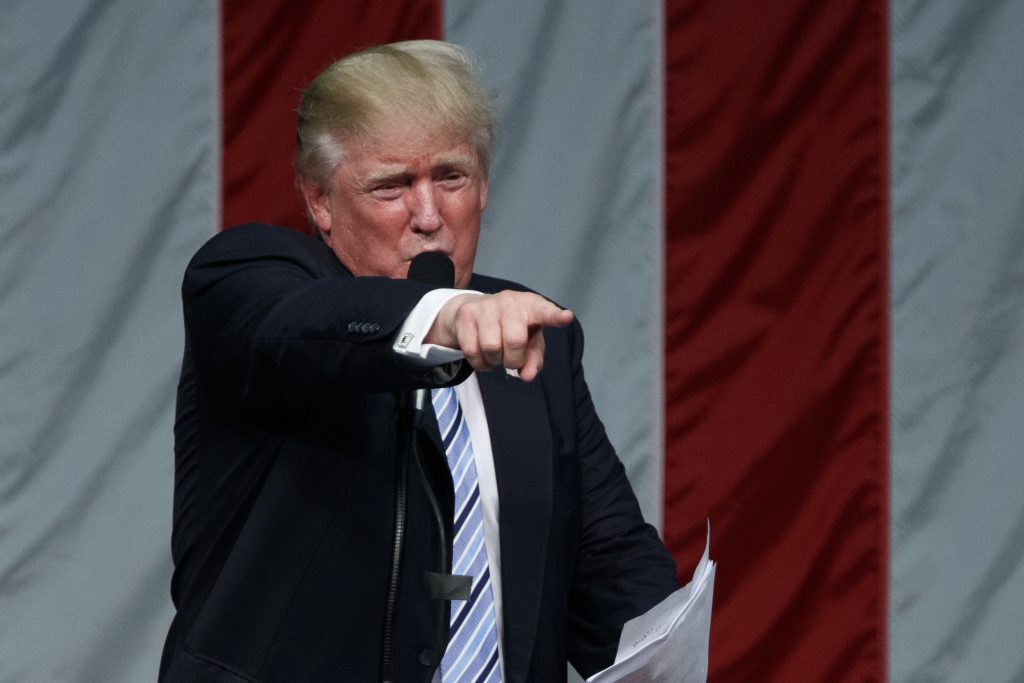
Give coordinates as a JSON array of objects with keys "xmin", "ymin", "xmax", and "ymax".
[
  {"xmin": 557, "ymin": 319, "xmax": 680, "ymax": 676},
  {"xmin": 182, "ymin": 224, "xmax": 467, "ymax": 411}
]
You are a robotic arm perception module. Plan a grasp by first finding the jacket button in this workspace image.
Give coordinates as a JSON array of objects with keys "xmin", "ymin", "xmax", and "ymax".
[
  {"xmin": 360, "ymin": 322, "xmax": 373, "ymax": 334},
  {"xmin": 418, "ymin": 649, "xmax": 433, "ymax": 666},
  {"xmin": 347, "ymin": 322, "xmax": 358, "ymax": 333},
  {"xmin": 370, "ymin": 323, "xmax": 381, "ymax": 333}
]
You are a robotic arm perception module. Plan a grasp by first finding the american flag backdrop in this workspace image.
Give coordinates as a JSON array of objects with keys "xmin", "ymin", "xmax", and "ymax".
[{"xmin": 2, "ymin": 1, "xmax": 1022, "ymax": 680}]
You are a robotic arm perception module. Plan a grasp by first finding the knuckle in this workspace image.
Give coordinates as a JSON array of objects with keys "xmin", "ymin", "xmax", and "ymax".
[
  {"xmin": 504, "ymin": 329, "xmax": 528, "ymax": 347},
  {"xmin": 480, "ymin": 337, "xmax": 502, "ymax": 354},
  {"xmin": 455, "ymin": 305, "xmax": 477, "ymax": 325},
  {"xmin": 458, "ymin": 329, "xmax": 479, "ymax": 352}
]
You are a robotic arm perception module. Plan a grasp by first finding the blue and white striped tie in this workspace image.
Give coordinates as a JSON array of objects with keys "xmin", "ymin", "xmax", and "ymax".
[{"xmin": 432, "ymin": 386, "xmax": 503, "ymax": 683}]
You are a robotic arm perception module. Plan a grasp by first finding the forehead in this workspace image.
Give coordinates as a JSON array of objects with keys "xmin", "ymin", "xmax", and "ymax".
[{"xmin": 343, "ymin": 119, "xmax": 478, "ymax": 168}]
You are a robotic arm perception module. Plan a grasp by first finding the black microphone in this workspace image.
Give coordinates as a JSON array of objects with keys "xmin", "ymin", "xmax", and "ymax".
[{"xmin": 408, "ymin": 251, "xmax": 455, "ymax": 288}]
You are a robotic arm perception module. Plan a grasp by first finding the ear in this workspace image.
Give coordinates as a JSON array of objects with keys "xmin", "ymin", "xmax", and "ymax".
[
  {"xmin": 299, "ymin": 179, "xmax": 332, "ymax": 238},
  {"xmin": 479, "ymin": 177, "xmax": 488, "ymax": 213}
]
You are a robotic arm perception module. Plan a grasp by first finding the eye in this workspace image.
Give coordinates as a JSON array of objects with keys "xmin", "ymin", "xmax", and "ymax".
[
  {"xmin": 437, "ymin": 170, "xmax": 468, "ymax": 187},
  {"xmin": 371, "ymin": 182, "xmax": 404, "ymax": 200}
]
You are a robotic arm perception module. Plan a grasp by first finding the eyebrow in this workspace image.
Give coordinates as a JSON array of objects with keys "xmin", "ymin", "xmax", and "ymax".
[
  {"xmin": 431, "ymin": 152, "xmax": 476, "ymax": 169},
  {"xmin": 362, "ymin": 153, "xmax": 477, "ymax": 185},
  {"xmin": 362, "ymin": 168, "xmax": 409, "ymax": 185}
]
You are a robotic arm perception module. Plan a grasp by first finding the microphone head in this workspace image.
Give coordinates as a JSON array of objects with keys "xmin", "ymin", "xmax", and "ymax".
[{"xmin": 407, "ymin": 251, "xmax": 455, "ymax": 288}]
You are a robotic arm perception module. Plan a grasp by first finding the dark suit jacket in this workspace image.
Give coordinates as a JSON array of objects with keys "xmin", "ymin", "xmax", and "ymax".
[{"xmin": 160, "ymin": 224, "xmax": 678, "ymax": 682}]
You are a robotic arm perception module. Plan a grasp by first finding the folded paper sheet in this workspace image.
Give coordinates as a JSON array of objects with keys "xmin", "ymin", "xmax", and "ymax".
[{"xmin": 587, "ymin": 525, "xmax": 715, "ymax": 683}]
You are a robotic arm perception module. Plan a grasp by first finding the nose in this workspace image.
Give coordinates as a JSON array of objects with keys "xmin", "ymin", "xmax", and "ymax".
[{"xmin": 408, "ymin": 180, "xmax": 443, "ymax": 234}]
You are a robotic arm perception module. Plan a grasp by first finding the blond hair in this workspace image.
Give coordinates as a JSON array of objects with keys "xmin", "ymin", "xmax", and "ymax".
[{"xmin": 295, "ymin": 40, "xmax": 495, "ymax": 189}]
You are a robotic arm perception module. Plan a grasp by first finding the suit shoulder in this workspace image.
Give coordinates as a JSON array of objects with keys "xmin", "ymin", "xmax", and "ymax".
[
  {"xmin": 187, "ymin": 223, "xmax": 343, "ymax": 275},
  {"xmin": 468, "ymin": 272, "xmax": 532, "ymax": 295},
  {"xmin": 469, "ymin": 273, "xmax": 567, "ymax": 310},
  {"xmin": 195, "ymin": 223, "xmax": 320, "ymax": 258}
]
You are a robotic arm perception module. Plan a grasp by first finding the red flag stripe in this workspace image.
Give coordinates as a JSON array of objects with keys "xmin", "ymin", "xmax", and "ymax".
[{"xmin": 663, "ymin": 1, "xmax": 890, "ymax": 679}]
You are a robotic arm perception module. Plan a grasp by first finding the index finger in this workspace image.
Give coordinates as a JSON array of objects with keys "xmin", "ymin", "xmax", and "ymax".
[{"xmin": 528, "ymin": 299, "xmax": 574, "ymax": 328}]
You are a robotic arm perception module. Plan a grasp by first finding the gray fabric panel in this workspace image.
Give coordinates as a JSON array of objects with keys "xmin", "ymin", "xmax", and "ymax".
[
  {"xmin": 890, "ymin": 1, "xmax": 1024, "ymax": 680},
  {"xmin": 0, "ymin": 1, "xmax": 216, "ymax": 680},
  {"xmin": 445, "ymin": 1, "xmax": 665, "ymax": 529}
]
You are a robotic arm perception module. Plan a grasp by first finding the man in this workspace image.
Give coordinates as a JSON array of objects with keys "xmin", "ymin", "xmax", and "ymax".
[{"xmin": 161, "ymin": 40, "xmax": 678, "ymax": 682}]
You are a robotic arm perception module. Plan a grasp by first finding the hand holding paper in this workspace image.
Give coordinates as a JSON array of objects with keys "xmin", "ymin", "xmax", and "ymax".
[{"xmin": 586, "ymin": 524, "xmax": 716, "ymax": 683}]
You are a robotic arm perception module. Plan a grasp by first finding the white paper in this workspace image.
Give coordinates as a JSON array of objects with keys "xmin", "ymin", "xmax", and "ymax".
[{"xmin": 586, "ymin": 524, "xmax": 716, "ymax": 683}]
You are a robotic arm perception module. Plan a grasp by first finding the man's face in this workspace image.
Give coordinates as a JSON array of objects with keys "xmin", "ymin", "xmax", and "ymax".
[{"xmin": 303, "ymin": 123, "xmax": 488, "ymax": 289}]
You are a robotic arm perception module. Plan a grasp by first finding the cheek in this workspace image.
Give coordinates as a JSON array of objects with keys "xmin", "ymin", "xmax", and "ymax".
[
  {"xmin": 355, "ymin": 208, "xmax": 408, "ymax": 247},
  {"xmin": 329, "ymin": 221, "xmax": 406, "ymax": 276},
  {"xmin": 451, "ymin": 225, "xmax": 480, "ymax": 283}
]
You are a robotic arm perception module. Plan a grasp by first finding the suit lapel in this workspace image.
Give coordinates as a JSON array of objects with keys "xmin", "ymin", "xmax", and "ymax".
[{"xmin": 477, "ymin": 369, "xmax": 552, "ymax": 682}]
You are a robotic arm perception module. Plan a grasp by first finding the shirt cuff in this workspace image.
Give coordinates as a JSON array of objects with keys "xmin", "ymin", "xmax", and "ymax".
[{"xmin": 392, "ymin": 288, "xmax": 479, "ymax": 366}]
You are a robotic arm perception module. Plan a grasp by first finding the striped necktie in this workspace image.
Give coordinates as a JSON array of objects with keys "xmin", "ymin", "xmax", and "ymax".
[{"xmin": 431, "ymin": 386, "xmax": 503, "ymax": 683}]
